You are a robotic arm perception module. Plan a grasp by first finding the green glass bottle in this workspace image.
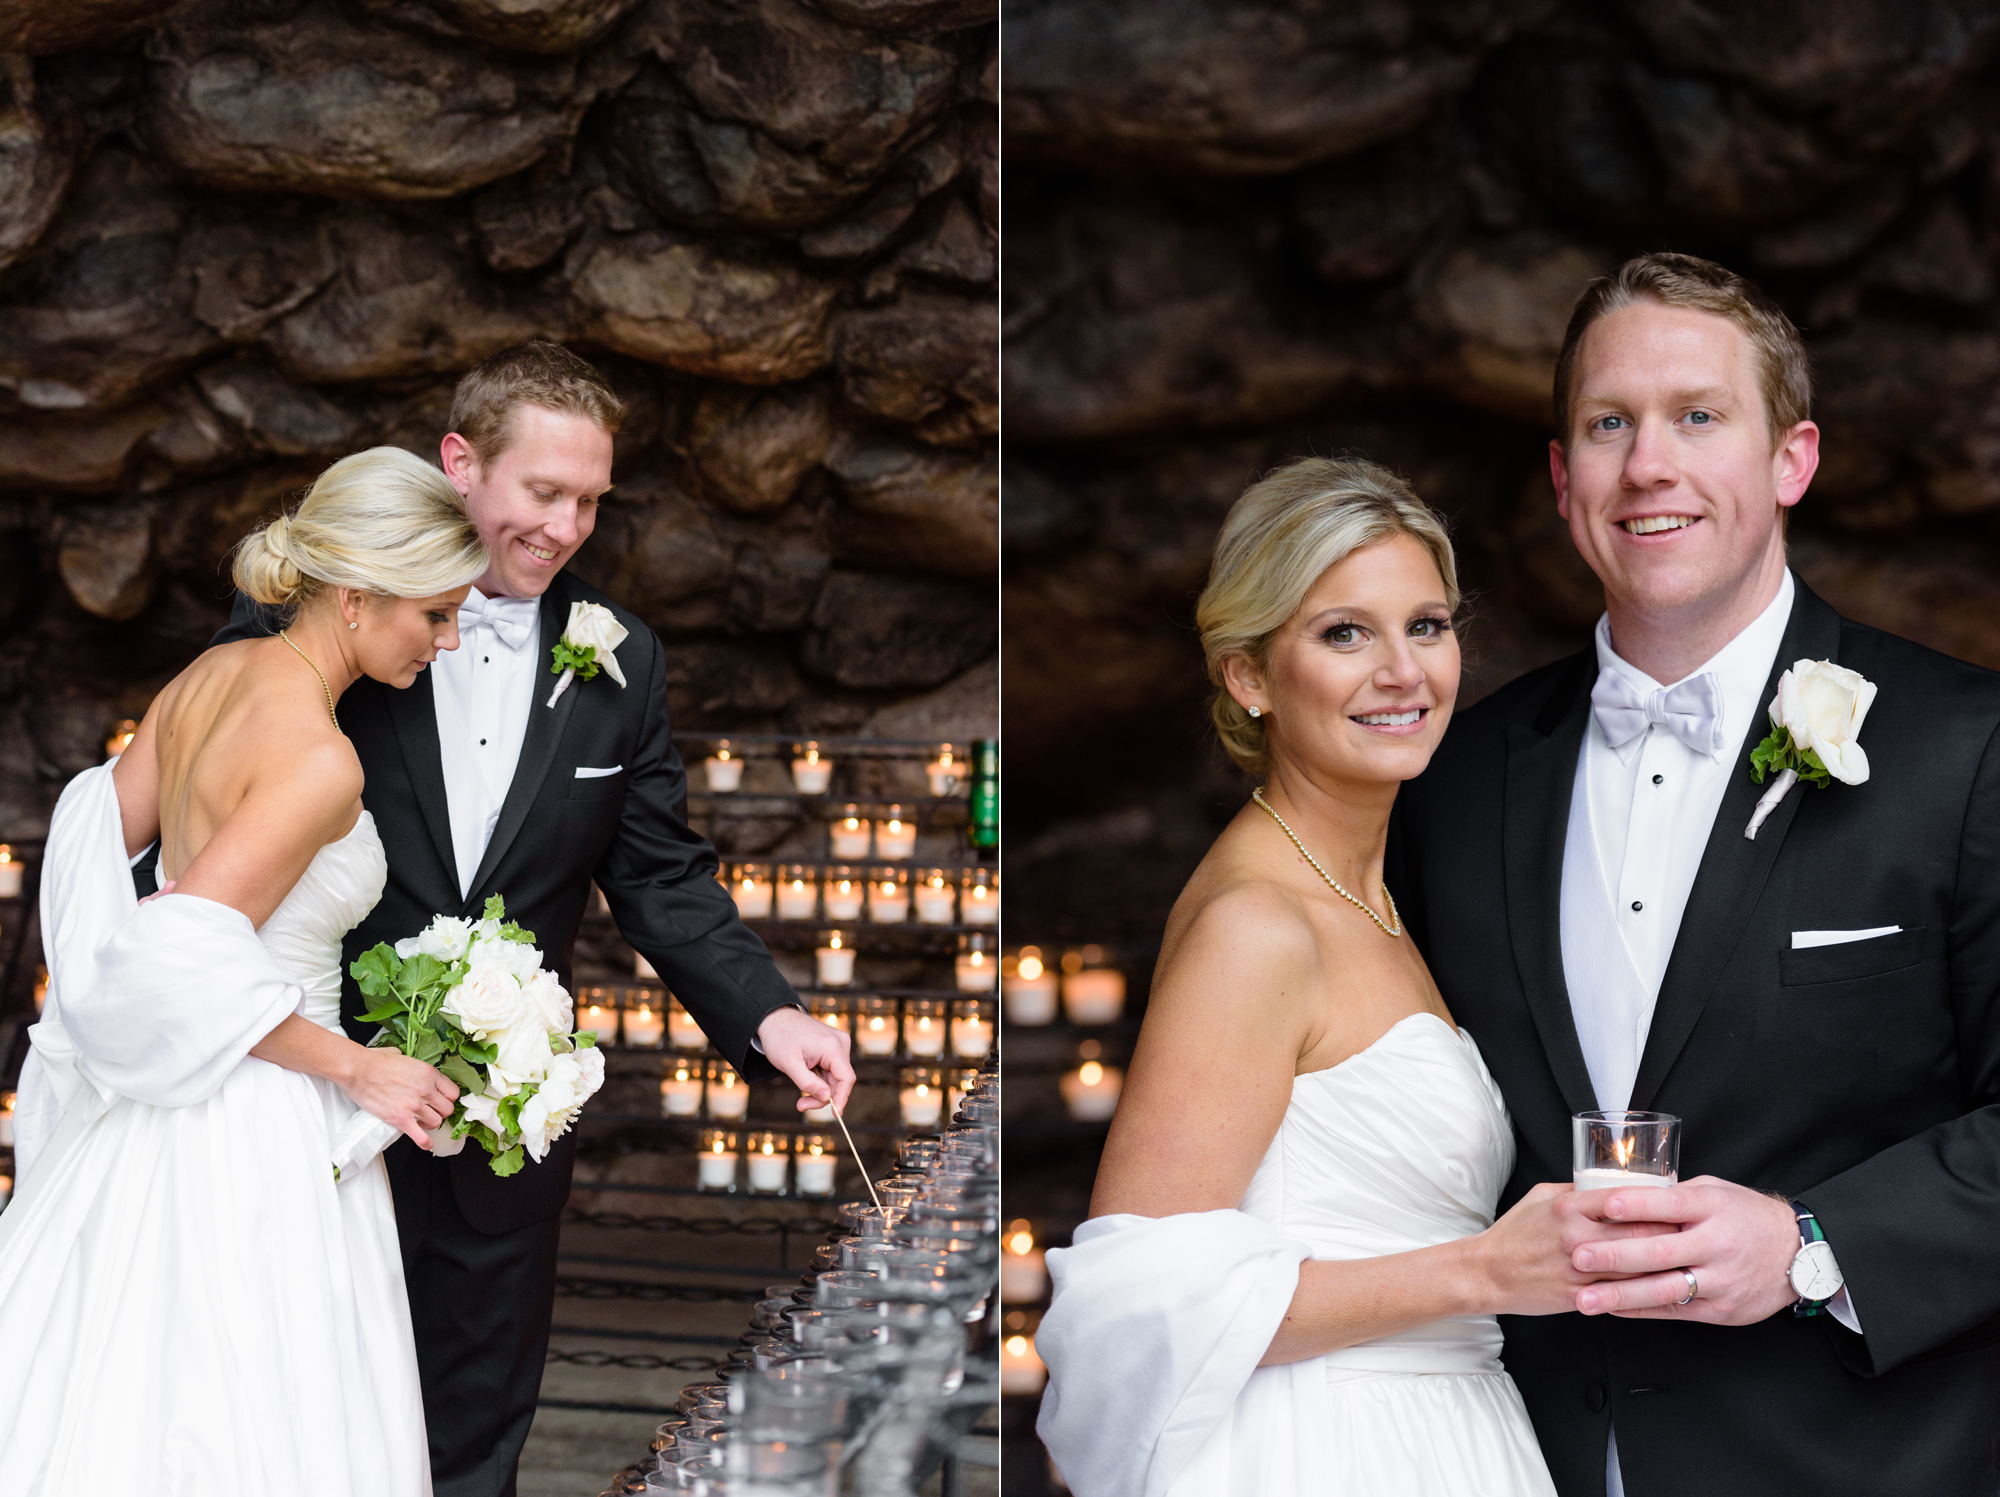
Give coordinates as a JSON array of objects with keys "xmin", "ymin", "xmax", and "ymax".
[{"xmin": 969, "ymin": 737, "xmax": 998, "ymax": 852}]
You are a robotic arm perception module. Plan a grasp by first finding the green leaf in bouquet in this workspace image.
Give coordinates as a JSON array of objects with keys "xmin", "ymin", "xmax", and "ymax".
[
  {"xmin": 490, "ymin": 1145, "xmax": 526, "ymax": 1177},
  {"xmin": 498, "ymin": 1091, "xmax": 526, "ymax": 1134},
  {"xmin": 408, "ymin": 1026, "xmax": 445, "ymax": 1064},
  {"xmin": 439, "ymin": 1053, "xmax": 485, "ymax": 1097},
  {"xmin": 483, "ymin": 894, "xmax": 507, "ymax": 924},
  {"xmin": 400, "ymin": 952, "xmax": 451, "ymax": 996},
  {"xmin": 573, "ymin": 1029, "xmax": 599, "ymax": 1050},
  {"xmin": 350, "ymin": 945, "xmax": 403, "ymax": 997},
  {"xmin": 355, "ymin": 997, "xmax": 409, "ymax": 1024},
  {"xmin": 459, "ymin": 1038, "xmax": 499, "ymax": 1065}
]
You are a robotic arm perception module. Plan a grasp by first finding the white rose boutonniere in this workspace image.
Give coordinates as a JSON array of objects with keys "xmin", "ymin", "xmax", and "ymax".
[
  {"xmin": 1744, "ymin": 659, "xmax": 1878, "ymax": 839},
  {"xmin": 547, "ymin": 601, "xmax": 630, "ymax": 708}
]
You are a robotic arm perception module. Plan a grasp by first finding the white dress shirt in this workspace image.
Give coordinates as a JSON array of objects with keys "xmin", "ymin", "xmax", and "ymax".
[{"xmin": 429, "ymin": 588, "xmax": 541, "ymax": 900}]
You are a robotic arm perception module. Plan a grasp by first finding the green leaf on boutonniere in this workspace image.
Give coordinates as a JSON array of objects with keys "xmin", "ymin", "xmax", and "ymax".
[
  {"xmin": 1749, "ymin": 724, "xmax": 1833, "ymax": 790},
  {"xmin": 551, "ymin": 638, "xmax": 600, "ymax": 681}
]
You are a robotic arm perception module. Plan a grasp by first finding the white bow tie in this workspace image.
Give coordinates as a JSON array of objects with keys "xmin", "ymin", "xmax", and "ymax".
[
  {"xmin": 1590, "ymin": 668, "xmax": 1725, "ymax": 757},
  {"xmin": 458, "ymin": 592, "xmax": 540, "ymax": 651}
]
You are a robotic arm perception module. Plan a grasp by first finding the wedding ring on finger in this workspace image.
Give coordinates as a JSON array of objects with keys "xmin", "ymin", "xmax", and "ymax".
[{"xmin": 1675, "ymin": 1269, "xmax": 1699, "ymax": 1306}]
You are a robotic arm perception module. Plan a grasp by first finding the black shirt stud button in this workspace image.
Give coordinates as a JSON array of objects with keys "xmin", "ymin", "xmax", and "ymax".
[
  {"xmin": 1631, "ymin": 901, "xmax": 1643, "ymax": 912},
  {"xmin": 1652, "ymin": 773, "xmax": 1663, "ymax": 785},
  {"xmin": 1586, "ymin": 1381, "xmax": 1607, "ymax": 1413}
]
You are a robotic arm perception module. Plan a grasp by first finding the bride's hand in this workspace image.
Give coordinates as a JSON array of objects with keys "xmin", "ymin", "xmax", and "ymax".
[
  {"xmin": 344, "ymin": 1049, "xmax": 461, "ymax": 1149},
  {"xmin": 1470, "ymin": 1182, "xmax": 1680, "ymax": 1316}
]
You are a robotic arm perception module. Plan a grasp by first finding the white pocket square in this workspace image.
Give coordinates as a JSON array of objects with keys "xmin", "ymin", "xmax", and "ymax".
[
  {"xmin": 574, "ymin": 765, "xmax": 624, "ymax": 779},
  {"xmin": 1791, "ymin": 926, "xmax": 1901, "ymax": 950}
]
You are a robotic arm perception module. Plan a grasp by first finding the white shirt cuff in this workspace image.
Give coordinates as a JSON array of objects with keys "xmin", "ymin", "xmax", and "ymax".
[{"xmin": 1826, "ymin": 1283, "xmax": 1861, "ymax": 1335}]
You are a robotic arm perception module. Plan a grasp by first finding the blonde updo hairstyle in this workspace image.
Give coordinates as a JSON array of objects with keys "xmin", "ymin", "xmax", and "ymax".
[
  {"xmin": 1196, "ymin": 457, "xmax": 1461, "ymax": 775},
  {"xmin": 233, "ymin": 446, "xmax": 489, "ymax": 617}
]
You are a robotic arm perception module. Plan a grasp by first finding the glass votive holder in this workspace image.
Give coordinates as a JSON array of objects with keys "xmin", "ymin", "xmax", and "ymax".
[
  {"xmin": 867, "ymin": 865, "xmax": 909, "ymax": 923},
  {"xmin": 731, "ymin": 861, "xmax": 774, "ymax": 919},
  {"xmin": 0, "ymin": 1090, "xmax": 15, "ymax": 1147},
  {"xmin": 775, "ymin": 864, "xmax": 819, "ymax": 920},
  {"xmin": 0, "ymin": 845, "xmax": 21, "ymax": 899},
  {"xmin": 912, "ymin": 867, "xmax": 956, "ymax": 924},
  {"xmin": 829, "ymin": 805, "xmax": 872, "ymax": 859},
  {"xmin": 949, "ymin": 997, "xmax": 994, "ymax": 1058},
  {"xmin": 1062, "ymin": 944, "xmax": 1126, "ymax": 1024},
  {"xmin": 1572, "ymin": 1110, "xmax": 1681, "ymax": 1189},
  {"xmin": 955, "ymin": 933, "xmax": 996, "ymax": 993},
  {"xmin": 697, "ymin": 1130, "xmax": 739, "ymax": 1192},
  {"xmin": 822, "ymin": 865, "xmax": 865, "ymax": 920},
  {"xmin": 947, "ymin": 1066, "xmax": 980, "ymax": 1119},
  {"xmin": 746, "ymin": 1132, "xmax": 790, "ymax": 1194},
  {"xmin": 795, "ymin": 1135, "xmax": 836, "ymax": 1196},
  {"xmin": 622, "ymin": 990, "xmax": 665, "ymax": 1048},
  {"xmin": 899, "ymin": 1067, "xmax": 945, "ymax": 1128},
  {"xmin": 854, "ymin": 996, "xmax": 899, "ymax": 1056},
  {"xmin": 813, "ymin": 1270, "xmax": 882, "ymax": 1309},
  {"xmin": 1061, "ymin": 1056, "xmax": 1124, "ymax": 1120},
  {"xmin": 703, "ymin": 740, "xmax": 744, "ymax": 793},
  {"xmin": 814, "ymin": 930, "xmax": 855, "ymax": 987},
  {"xmin": 1003, "ymin": 947, "xmax": 1058, "ymax": 1025},
  {"xmin": 809, "ymin": 992, "xmax": 851, "ymax": 1038},
  {"xmin": 1002, "ymin": 1326, "xmax": 1048, "ymax": 1395},
  {"xmin": 705, "ymin": 1059, "xmax": 750, "ymax": 1121},
  {"xmin": 791, "ymin": 741, "xmax": 833, "ymax": 795},
  {"xmin": 960, "ymin": 866, "xmax": 996, "ymax": 926},
  {"xmin": 903, "ymin": 998, "xmax": 948, "ymax": 1058},
  {"xmin": 577, "ymin": 987, "xmax": 620, "ymax": 1045},
  {"xmin": 660, "ymin": 1058, "xmax": 703, "ymax": 1117},
  {"xmin": 667, "ymin": 995, "xmax": 707, "ymax": 1051},
  {"xmin": 925, "ymin": 743, "xmax": 961, "ymax": 796},
  {"xmin": 874, "ymin": 805, "xmax": 917, "ymax": 861}
]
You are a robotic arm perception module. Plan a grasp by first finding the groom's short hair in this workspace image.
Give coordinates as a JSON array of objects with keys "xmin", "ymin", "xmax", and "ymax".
[
  {"xmin": 449, "ymin": 341, "xmax": 626, "ymax": 463},
  {"xmin": 1552, "ymin": 252, "xmax": 1811, "ymax": 447}
]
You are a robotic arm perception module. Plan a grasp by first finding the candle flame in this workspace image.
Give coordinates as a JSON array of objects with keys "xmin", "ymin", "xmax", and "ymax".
[
  {"xmin": 1008, "ymin": 1229, "xmax": 1035, "ymax": 1255},
  {"xmin": 1005, "ymin": 1336, "xmax": 1028, "ymax": 1358},
  {"xmin": 968, "ymin": 952, "xmax": 985, "ymax": 967},
  {"xmin": 1079, "ymin": 1061, "xmax": 1103, "ymax": 1085},
  {"xmin": 1614, "ymin": 1136, "xmax": 1633, "ymax": 1170},
  {"xmin": 1019, "ymin": 955, "xmax": 1043, "ymax": 980},
  {"xmin": 888, "ymin": 820, "xmax": 903, "ymax": 833},
  {"xmin": 868, "ymin": 1017, "xmax": 885, "ymax": 1031}
]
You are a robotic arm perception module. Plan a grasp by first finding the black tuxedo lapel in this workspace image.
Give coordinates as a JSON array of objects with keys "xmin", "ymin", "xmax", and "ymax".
[
  {"xmin": 383, "ymin": 668, "xmax": 458, "ymax": 883},
  {"xmin": 1628, "ymin": 578, "xmax": 1846, "ymax": 1110},
  {"xmin": 1503, "ymin": 653, "xmax": 1600, "ymax": 1118},
  {"xmin": 464, "ymin": 573, "xmax": 580, "ymax": 907}
]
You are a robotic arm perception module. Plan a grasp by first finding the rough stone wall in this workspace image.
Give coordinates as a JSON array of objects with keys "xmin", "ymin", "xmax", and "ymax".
[
  {"xmin": 0, "ymin": 0, "xmax": 997, "ymax": 837},
  {"xmin": 1003, "ymin": 0, "xmax": 2000, "ymax": 948}
]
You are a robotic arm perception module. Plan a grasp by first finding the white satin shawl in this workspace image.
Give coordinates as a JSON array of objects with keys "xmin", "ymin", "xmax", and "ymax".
[
  {"xmin": 13, "ymin": 762, "xmax": 302, "ymax": 1185},
  {"xmin": 1035, "ymin": 1209, "xmax": 1325, "ymax": 1497}
]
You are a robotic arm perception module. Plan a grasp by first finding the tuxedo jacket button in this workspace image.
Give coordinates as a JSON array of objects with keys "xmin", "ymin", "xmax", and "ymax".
[{"xmin": 1585, "ymin": 1380, "xmax": 1607, "ymax": 1413}]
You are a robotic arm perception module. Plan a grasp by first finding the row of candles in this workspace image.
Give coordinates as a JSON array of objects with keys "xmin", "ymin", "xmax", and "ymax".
[
  {"xmin": 728, "ymin": 862, "xmax": 996, "ymax": 926},
  {"xmin": 692, "ymin": 1130, "xmax": 841, "ymax": 1195},
  {"xmin": 669, "ymin": 1062, "xmax": 981, "ymax": 1134},
  {"xmin": 575, "ymin": 991, "xmax": 996, "ymax": 1060},
  {"xmin": 1001, "ymin": 1220, "xmax": 1052, "ymax": 1394},
  {"xmin": 811, "ymin": 930, "xmax": 995, "ymax": 991},
  {"xmin": 701, "ymin": 743, "xmax": 967, "ymax": 798},
  {"xmin": 1002, "ymin": 946, "xmax": 1128, "ymax": 1027}
]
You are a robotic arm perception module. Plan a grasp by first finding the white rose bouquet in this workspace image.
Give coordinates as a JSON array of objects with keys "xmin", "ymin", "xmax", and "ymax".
[{"xmin": 327, "ymin": 895, "xmax": 604, "ymax": 1181}]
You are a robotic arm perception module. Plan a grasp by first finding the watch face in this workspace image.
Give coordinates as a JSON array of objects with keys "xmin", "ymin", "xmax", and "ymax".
[{"xmin": 1790, "ymin": 1239, "xmax": 1842, "ymax": 1302}]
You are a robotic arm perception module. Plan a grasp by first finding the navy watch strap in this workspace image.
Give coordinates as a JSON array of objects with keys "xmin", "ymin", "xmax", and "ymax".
[{"xmin": 1791, "ymin": 1201, "xmax": 1829, "ymax": 1318}]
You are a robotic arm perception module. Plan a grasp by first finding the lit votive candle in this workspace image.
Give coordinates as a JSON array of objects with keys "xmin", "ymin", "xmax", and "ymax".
[
  {"xmin": 624, "ymin": 999, "xmax": 665, "ymax": 1049},
  {"xmin": 1003, "ymin": 950, "xmax": 1059, "ymax": 1025},
  {"xmin": 823, "ymin": 868, "xmax": 864, "ymax": 920},
  {"xmin": 660, "ymin": 1061, "xmax": 703, "ymax": 1117},
  {"xmin": 955, "ymin": 935, "xmax": 997, "ymax": 994},
  {"xmin": 913, "ymin": 869, "xmax": 956, "ymax": 925},
  {"xmin": 704, "ymin": 744, "xmax": 744, "ymax": 793},
  {"xmin": 31, "ymin": 967, "xmax": 46, "ymax": 1017},
  {"xmin": 874, "ymin": 807, "xmax": 917, "ymax": 861},
  {"xmin": 926, "ymin": 745, "xmax": 961, "ymax": 797},
  {"xmin": 1063, "ymin": 963, "xmax": 1126, "ymax": 1026},
  {"xmin": 667, "ymin": 998, "xmax": 707, "ymax": 1051},
  {"xmin": 104, "ymin": 718, "xmax": 137, "ymax": 759},
  {"xmin": 867, "ymin": 868, "xmax": 909, "ymax": 923},
  {"xmin": 795, "ymin": 1136, "xmax": 836, "ymax": 1195},
  {"xmin": 792, "ymin": 741, "xmax": 833, "ymax": 794},
  {"xmin": 698, "ymin": 1131, "xmax": 739, "ymax": 1192},
  {"xmin": 0, "ymin": 1173, "xmax": 11, "ymax": 1210},
  {"xmin": 904, "ymin": 999, "xmax": 947, "ymax": 1058},
  {"xmin": 900, "ymin": 1068, "xmax": 944, "ymax": 1128},
  {"xmin": 1573, "ymin": 1168, "xmax": 1677, "ymax": 1192},
  {"xmin": 855, "ymin": 997, "xmax": 898, "ymax": 1056},
  {"xmin": 0, "ymin": 847, "xmax": 22, "ymax": 899},
  {"xmin": 578, "ymin": 994, "xmax": 619, "ymax": 1046},
  {"xmin": 950, "ymin": 999, "xmax": 994, "ymax": 1059},
  {"xmin": 1002, "ymin": 1221, "xmax": 1049, "ymax": 1303},
  {"xmin": 1060, "ymin": 1060, "xmax": 1123, "ymax": 1121},
  {"xmin": 706, "ymin": 1061, "xmax": 749, "ymax": 1121},
  {"xmin": 747, "ymin": 1132, "xmax": 789, "ymax": 1194},
  {"xmin": 731, "ymin": 863, "xmax": 773, "ymax": 919},
  {"xmin": 815, "ymin": 931, "xmax": 855, "ymax": 987},
  {"xmin": 775, "ymin": 865, "xmax": 818, "ymax": 920},
  {"xmin": 830, "ymin": 807, "xmax": 872, "ymax": 859},
  {"xmin": 0, "ymin": 1090, "xmax": 14, "ymax": 1147},
  {"xmin": 961, "ymin": 868, "xmax": 996, "ymax": 926},
  {"xmin": 1001, "ymin": 1333, "xmax": 1047, "ymax": 1396}
]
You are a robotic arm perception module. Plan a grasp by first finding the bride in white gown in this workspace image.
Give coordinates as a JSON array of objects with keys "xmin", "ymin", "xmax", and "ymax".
[
  {"xmin": 0, "ymin": 446, "xmax": 488, "ymax": 1496},
  {"xmin": 1037, "ymin": 460, "xmax": 1662, "ymax": 1497}
]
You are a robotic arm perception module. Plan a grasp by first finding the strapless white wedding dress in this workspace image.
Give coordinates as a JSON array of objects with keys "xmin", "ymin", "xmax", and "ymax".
[
  {"xmin": 0, "ymin": 766, "xmax": 430, "ymax": 1496},
  {"xmin": 1038, "ymin": 1012, "xmax": 1555, "ymax": 1497}
]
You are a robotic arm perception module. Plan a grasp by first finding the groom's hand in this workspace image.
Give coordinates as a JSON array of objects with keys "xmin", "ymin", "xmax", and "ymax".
[
  {"xmin": 1568, "ymin": 1176, "xmax": 1800, "ymax": 1324},
  {"xmin": 757, "ymin": 1005, "xmax": 856, "ymax": 1113}
]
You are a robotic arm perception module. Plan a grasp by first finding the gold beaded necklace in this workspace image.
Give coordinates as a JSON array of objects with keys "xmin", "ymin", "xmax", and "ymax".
[
  {"xmin": 278, "ymin": 631, "xmax": 340, "ymax": 729},
  {"xmin": 1251, "ymin": 786, "xmax": 1401, "ymax": 938}
]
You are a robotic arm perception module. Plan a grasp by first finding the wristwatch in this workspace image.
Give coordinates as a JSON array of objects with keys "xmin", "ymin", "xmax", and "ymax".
[{"xmin": 1788, "ymin": 1201, "xmax": 1844, "ymax": 1317}]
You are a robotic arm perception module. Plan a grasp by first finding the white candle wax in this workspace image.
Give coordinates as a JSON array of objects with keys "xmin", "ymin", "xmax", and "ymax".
[
  {"xmin": 668, "ymin": 1008, "xmax": 707, "ymax": 1050},
  {"xmin": 624, "ymin": 1006, "xmax": 665, "ymax": 1048},
  {"xmin": 1003, "ymin": 974, "xmax": 1059, "ymax": 1025},
  {"xmin": 926, "ymin": 761, "xmax": 960, "ymax": 796},
  {"xmin": 748, "ymin": 1152, "xmax": 789, "ymax": 1192},
  {"xmin": 1063, "ymin": 970, "xmax": 1125, "ymax": 1025},
  {"xmin": 1573, "ymin": 1169, "xmax": 1676, "ymax": 1192},
  {"xmin": 635, "ymin": 952, "xmax": 658, "ymax": 979},
  {"xmin": 580, "ymin": 1006, "xmax": 619, "ymax": 1045},
  {"xmin": 704, "ymin": 757, "xmax": 744, "ymax": 792},
  {"xmin": 0, "ymin": 863, "xmax": 22, "ymax": 899},
  {"xmin": 900, "ymin": 1085, "xmax": 943, "ymax": 1128},
  {"xmin": 950, "ymin": 1016, "xmax": 993, "ymax": 1058},
  {"xmin": 792, "ymin": 758, "xmax": 833, "ymax": 794},
  {"xmin": 830, "ymin": 821, "xmax": 872, "ymax": 859},
  {"xmin": 795, "ymin": 1154, "xmax": 835, "ymax": 1194},
  {"xmin": 913, "ymin": 885, "xmax": 956, "ymax": 924},
  {"xmin": 856, "ymin": 1015, "xmax": 898, "ymax": 1056},
  {"xmin": 707, "ymin": 1083, "xmax": 750, "ymax": 1121},
  {"xmin": 874, "ymin": 820, "xmax": 917, "ymax": 860},
  {"xmin": 1000, "ymin": 1335, "xmax": 1047, "ymax": 1396},
  {"xmin": 1061, "ymin": 1063, "xmax": 1123, "ymax": 1121},
  {"xmin": 776, "ymin": 880, "xmax": 817, "ymax": 920},
  {"xmin": 815, "ymin": 946, "xmax": 856, "ymax": 986},
  {"xmin": 869, "ymin": 887, "xmax": 909, "ymax": 923},
  {"xmin": 698, "ymin": 1152, "xmax": 738, "ymax": 1190},
  {"xmin": 660, "ymin": 1077, "xmax": 703, "ymax": 1117},
  {"xmin": 0, "ymin": 1108, "xmax": 12, "ymax": 1147},
  {"xmin": 732, "ymin": 878, "xmax": 773, "ymax": 919},
  {"xmin": 955, "ymin": 955, "xmax": 997, "ymax": 993},
  {"xmin": 905, "ymin": 1015, "xmax": 947, "ymax": 1057},
  {"xmin": 1001, "ymin": 1249, "xmax": 1049, "ymax": 1304},
  {"xmin": 824, "ymin": 881, "xmax": 864, "ymax": 920},
  {"xmin": 962, "ymin": 884, "xmax": 996, "ymax": 926}
]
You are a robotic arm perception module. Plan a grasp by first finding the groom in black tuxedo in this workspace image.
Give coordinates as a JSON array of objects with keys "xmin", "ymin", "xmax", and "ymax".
[
  {"xmin": 195, "ymin": 342, "xmax": 856, "ymax": 1497},
  {"xmin": 1391, "ymin": 255, "xmax": 2000, "ymax": 1495}
]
